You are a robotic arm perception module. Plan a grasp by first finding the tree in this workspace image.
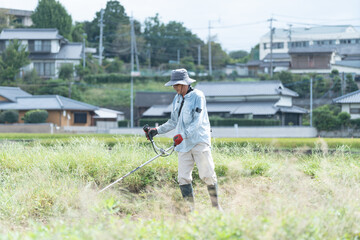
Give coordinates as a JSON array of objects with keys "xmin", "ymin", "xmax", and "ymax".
[
  {"xmin": 313, "ymin": 105, "xmax": 340, "ymax": 131},
  {"xmin": 59, "ymin": 64, "xmax": 74, "ymax": 80},
  {"xmin": 345, "ymin": 74, "xmax": 358, "ymax": 94},
  {"xmin": 144, "ymin": 14, "xmax": 203, "ymax": 67},
  {"xmin": 32, "ymin": 0, "xmax": 72, "ymax": 38},
  {"xmin": 0, "ymin": 39, "xmax": 30, "ymax": 85},
  {"xmin": 229, "ymin": 50, "xmax": 248, "ymax": 61},
  {"xmin": 84, "ymin": 1, "xmax": 131, "ymax": 60}
]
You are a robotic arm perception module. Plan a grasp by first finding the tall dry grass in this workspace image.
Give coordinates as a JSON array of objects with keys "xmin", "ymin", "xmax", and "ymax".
[{"xmin": 0, "ymin": 137, "xmax": 359, "ymax": 239}]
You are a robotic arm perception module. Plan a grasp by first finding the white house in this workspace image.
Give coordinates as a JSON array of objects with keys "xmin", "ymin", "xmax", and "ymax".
[
  {"xmin": 260, "ymin": 25, "xmax": 360, "ymax": 60},
  {"xmin": 259, "ymin": 25, "xmax": 360, "ymax": 75},
  {"xmin": 0, "ymin": 28, "xmax": 83, "ymax": 78},
  {"xmin": 0, "ymin": 8, "xmax": 33, "ymax": 27},
  {"xmin": 333, "ymin": 90, "xmax": 360, "ymax": 119}
]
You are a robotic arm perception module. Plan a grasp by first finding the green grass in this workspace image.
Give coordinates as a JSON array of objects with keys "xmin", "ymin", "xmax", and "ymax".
[{"xmin": 0, "ymin": 137, "xmax": 359, "ymax": 239}]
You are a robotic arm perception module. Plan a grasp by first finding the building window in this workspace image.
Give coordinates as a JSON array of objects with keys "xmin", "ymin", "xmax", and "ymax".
[
  {"xmin": 263, "ymin": 43, "xmax": 267, "ymax": 50},
  {"xmin": 350, "ymin": 108, "xmax": 360, "ymax": 114},
  {"xmin": 314, "ymin": 40, "xmax": 335, "ymax": 46},
  {"xmin": 272, "ymin": 42, "xmax": 284, "ymax": 49},
  {"xmin": 340, "ymin": 39, "xmax": 359, "ymax": 44},
  {"xmin": 33, "ymin": 40, "xmax": 51, "ymax": 52},
  {"xmin": 34, "ymin": 62, "xmax": 55, "ymax": 76},
  {"xmin": 74, "ymin": 112, "xmax": 87, "ymax": 124},
  {"xmin": 289, "ymin": 41, "xmax": 309, "ymax": 48}
]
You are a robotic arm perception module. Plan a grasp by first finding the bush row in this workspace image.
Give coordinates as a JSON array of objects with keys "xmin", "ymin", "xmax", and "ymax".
[
  {"xmin": 139, "ymin": 118, "xmax": 280, "ymax": 127},
  {"xmin": 210, "ymin": 118, "xmax": 280, "ymax": 126},
  {"xmin": 83, "ymin": 74, "xmax": 213, "ymax": 84}
]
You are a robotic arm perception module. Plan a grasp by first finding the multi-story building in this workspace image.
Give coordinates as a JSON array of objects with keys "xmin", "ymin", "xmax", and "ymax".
[
  {"xmin": 0, "ymin": 28, "xmax": 83, "ymax": 78},
  {"xmin": 259, "ymin": 25, "xmax": 360, "ymax": 74},
  {"xmin": 0, "ymin": 8, "xmax": 33, "ymax": 27}
]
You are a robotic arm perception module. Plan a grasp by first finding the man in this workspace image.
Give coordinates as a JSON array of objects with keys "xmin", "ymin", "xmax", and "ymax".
[{"xmin": 147, "ymin": 68, "xmax": 221, "ymax": 210}]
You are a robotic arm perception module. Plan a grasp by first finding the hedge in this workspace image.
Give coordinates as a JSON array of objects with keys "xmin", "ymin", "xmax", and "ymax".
[
  {"xmin": 210, "ymin": 118, "xmax": 280, "ymax": 126},
  {"xmin": 139, "ymin": 118, "xmax": 169, "ymax": 127},
  {"xmin": 84, "ymin": 74, "xmax": 213, "ymax": 84},
  {"xmin": 23, "ymin": 110, "xmax": 48, "ymax": 123},
  {"xmin": 139, "ymin": 118, "xmax": 280, "ymax": 127},
  {"xmin": 118, "ymin": 120, "xmax": 129, "ymax": 127}
]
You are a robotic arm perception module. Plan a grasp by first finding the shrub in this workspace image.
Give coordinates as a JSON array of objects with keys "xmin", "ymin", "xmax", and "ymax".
[
  {"xmin": 59, "ymin": 64, "xmax": 74, "ymax": 80},
  {"xmin": 210, "ymin": 118, "xmax": 280, "ymax": 127},
  {"xmin": 313, "ymin": 105, "xmax": 341, "ymax": 131},
  {"xmin": 0, "ymin": 110, "xmax": 19, "ymax": 123},
  {"xmin": 118, "ymin": 120, "xmax": 129, "ymax": 127},
  {"xmin": 23, "ymin": 110, "xmax": 48, "ymax": 123},
  {"xmin": 139, "ymin": 118, "xmax": 168, "ymax": 127}
]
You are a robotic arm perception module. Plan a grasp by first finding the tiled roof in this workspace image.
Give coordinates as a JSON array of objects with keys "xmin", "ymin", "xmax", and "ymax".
[
  {"xmin": 333, "ymin": 60, "xmax": 360, "ymax": 68},
  {"xmin": 333, "ymin": 90, "xmax": 360, "ymax": 103},
  {"xmin": 141, "ymin": 101, "xmax": 307, "ymax": 117},
  {"xmin": 262, "ymin": 25, "xmax": 358, "ymax": 38},
  {"xmin": 135, "ymin": 92, "xmax": 175, "ymax": 107},
  {"xmin": 0, "ymin": 95, "xmax": 98, "ymax": 111},
  {"xmin": 195, "ymin": 81, "xmax": 298, "ymax": 97},
  {"xmin": 0, "ymin": 86, "xmax": 31, "ymax": 102},
  {"xmin": 29, "ymin": 43, "xmax": 83, "ymax": 60},
  {"xmin": 0, "ymin": 28, "xmax": 64, "ymax": 40},
  {"xmin": 263, "ymin": 53, "xmax": 290, "ymax": 60}
]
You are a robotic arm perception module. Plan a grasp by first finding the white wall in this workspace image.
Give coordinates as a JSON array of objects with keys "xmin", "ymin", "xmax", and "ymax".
[
  {"xmin": 341, "ymin": 103, "xmax": 360, "ymax": 119},
  {"xmin": 275, "ymin": 96, "xmax": 292, "ymax": 107},
  {"xmin": 51, "ymin": 40, "xmax": 60, "ymax": 53}
]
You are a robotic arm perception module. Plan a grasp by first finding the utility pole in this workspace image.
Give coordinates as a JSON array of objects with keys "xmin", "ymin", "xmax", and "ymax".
[
  {"xmin": 130, "ymin": 16, "xmax": 134, "ymax": 128},
  {"xmin": 310, "ymin": 78, "xmax": 313, "ymax": 127},
  {"xmin": 208, "ymin": 21, "xmax": 212, "ymax": 75},
  {"xmin": 98, "ymin": 9, "xmax": 104, "ymax": 66},
  {"xmin": 147, "ymin": 43, "xmax": 151, "ymax": 70},
  {"xmin": 82, "ymin": 33, "xmax": 86, "ymax": 68},
  {"xmin": 177, "ymin": 49, "xmax": 180, "ymax": 64},
  {"xmin": 198, "ymin": 45, "xmax": 201, "ymax": 66},
  {"xmin": 341, "ymin": 72, "xmax": 345, "ymax": 95},
  {"xmin": 268, "ymin": 17, "xmax": 276, "ymax": 78}
]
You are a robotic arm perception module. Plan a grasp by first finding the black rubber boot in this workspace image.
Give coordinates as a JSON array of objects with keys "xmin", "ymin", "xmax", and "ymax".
[
  {"xmin": 207, "ymin": 183, "xmax": 223, "ymax": 211},
  {"xmin": 179, "ymin": 184, "xmax": 195, "ymax": 211}
]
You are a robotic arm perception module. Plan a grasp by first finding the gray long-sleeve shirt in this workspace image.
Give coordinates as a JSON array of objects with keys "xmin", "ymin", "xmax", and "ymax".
[{"xmin": 157, "ymin": 89, "xmax": 211, "ymax": 152}]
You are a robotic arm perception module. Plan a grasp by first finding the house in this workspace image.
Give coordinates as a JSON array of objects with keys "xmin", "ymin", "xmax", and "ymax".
[
  {"xmin": 224, "ymin": 63, "xmax": 248, "ymax": 76},
  {"xmin": 260, "ymin": 25, "xmax": 360, "ymax": 60},
  {"xmin": 0, "ymin": 8, "xmax": 33, "ymax": 27},
  {"xmin": 135, "ymin": 91, "xmax": 176, "ymax": 118},
  {"xmin": 0, "ymin": 28, "xmax": 83, "ymax": 78},
  {"xmin": 259, "ymin": 25, "xmax": 360, "ymax": 75},
  {"xmin": 93, "ymin": 108, "xmax": 125, "ymax": 128},
  {"xmin": 0, "ymin": 86, "xmax": 98, "ymax": 127},
  {"xmin": 333, "ymin": 90, "xmax": 360, "ymax": 119},
  {"xmin": 141, "ymin": 81, "xmax": 308, "ymax": 126}
]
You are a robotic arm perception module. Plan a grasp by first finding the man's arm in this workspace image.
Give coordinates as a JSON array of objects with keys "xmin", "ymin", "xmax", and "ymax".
[
  {"xmin": 157, "ymin": 97, "xmax": 178, "ymax": 134},
  {"xmin": 182, "ymin": 94, "xmax": 205, "ymax": 139}
]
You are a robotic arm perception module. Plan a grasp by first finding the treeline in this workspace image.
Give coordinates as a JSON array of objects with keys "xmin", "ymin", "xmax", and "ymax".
[
  {"xmin": 260, "ymin": 70, "xmax": 358, "ymax": 99},
  {"xmin": 7, "ymin": 0, "xmax": 258, "ymax": 72}
]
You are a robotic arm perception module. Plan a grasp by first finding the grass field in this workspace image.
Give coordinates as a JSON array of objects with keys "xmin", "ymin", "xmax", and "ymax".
[{"xmin": 0, "ymin": 136, "xmax": 359, "ymax": 239}]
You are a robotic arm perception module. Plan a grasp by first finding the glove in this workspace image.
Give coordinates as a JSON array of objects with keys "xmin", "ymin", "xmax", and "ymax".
[
  {"xmin": 173, "ymin": 134, "xmax": 183, "ymax": 146},
  {"xmin": 147, "ymin": 128, "xmax": 158, "ymax": 140}
]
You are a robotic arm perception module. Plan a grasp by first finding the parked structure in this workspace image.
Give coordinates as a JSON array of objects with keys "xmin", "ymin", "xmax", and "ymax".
[
  {"xmin": 0, "ymin": 28, "xmax": 83, "ymax": 78},
  {"xmin": 333, "ymin": 89, "xmax": 360, "ymax": 119},
  {"xmin": 141, "ymin": 81, "xmax": 308, "ymax": 126},
  {"xmin": 93, "ymin": 108, "xmax": 124, "ymax": 129},
  {"xmin": 0, "ymin": 86, "xmax": 98, "ymax": 127}
]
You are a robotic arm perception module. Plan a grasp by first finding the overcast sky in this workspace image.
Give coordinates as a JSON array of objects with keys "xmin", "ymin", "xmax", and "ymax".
[{"xmin": 2, "ymin": 0, "xmax": 360, "ymax": 52}]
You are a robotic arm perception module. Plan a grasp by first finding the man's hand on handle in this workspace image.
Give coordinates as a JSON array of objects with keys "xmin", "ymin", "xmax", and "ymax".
[
  {"xmin": 173, "ymin": 134, "xmax": 183, "ymax": 146},
  {"xmin": 143, "ymin": 124, "xmax": 158, "ymax": 140}
]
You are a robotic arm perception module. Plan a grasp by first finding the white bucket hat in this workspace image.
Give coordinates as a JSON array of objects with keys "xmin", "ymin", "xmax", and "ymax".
[{"xmin": 164, "ymin": 68, "xmax": 196, "ymax": 86}]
